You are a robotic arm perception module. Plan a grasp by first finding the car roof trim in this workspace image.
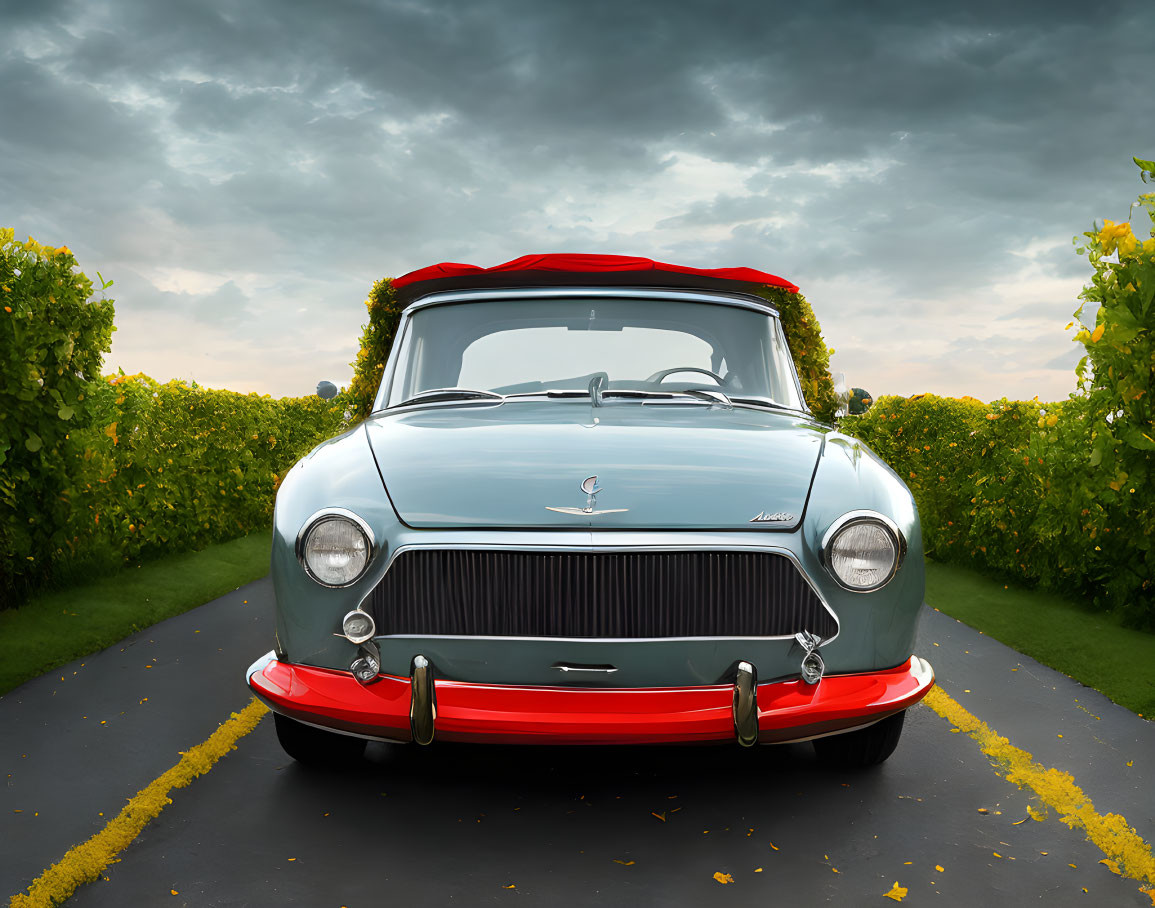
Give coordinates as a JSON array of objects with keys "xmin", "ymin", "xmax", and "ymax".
[{"xmin": 401, "ymin": 286, "xmax": 782, "ymax": 316}]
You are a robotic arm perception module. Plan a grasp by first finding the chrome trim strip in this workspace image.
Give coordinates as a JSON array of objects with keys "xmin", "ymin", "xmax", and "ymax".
[
  {"xmin": 295, "ymin": 507, "xmax": 377, "ymax": 589},
  {"xmin": 766, "ymin": 715, "xmax": 886, "ymax": 745},
  {"xmin": 403, "ymin": 286, "xmax": 783, "ymax": 316},
  {"xmin": 819, "ymin": 509, "xmax": 907, "ymax": 594},
  {"xmin": 365, "ymin": 541, "xmax": 840, "ymax": 646},
  {"xmin": 381, "ymin": 632, "xmax": 808, "ymax": 643},
  {"xmin": 732, "ymin": 661, "xmax": 759, "ymax": 747},
  {"xmin": 552, "ymin": 663, "xmax": 619, "ymax": 674},
  {"xmin": 380, "ymin": 395, "xmax": 810, "ymax": 420},
  {"xmin": 374, "ymin": 311, "xmax": 412, "ymax": 412},
  {"xmin": 410, "ymin": 654, "xmax": 436, "ymax": 746}
]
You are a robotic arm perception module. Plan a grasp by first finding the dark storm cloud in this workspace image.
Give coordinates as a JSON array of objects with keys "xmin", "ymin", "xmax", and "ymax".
[{"xmin": 1, "ymin": 0, "xmax": 1151, "ymax": 398}]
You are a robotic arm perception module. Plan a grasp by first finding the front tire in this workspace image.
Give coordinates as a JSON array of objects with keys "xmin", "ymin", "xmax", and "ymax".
[
  {"xmin": 274, "ymin": 712, "xmax": 367, "ymax": 767},
  {"xmin": 812, "ymin": 710, "xmax": 905, "ymax": 768}
]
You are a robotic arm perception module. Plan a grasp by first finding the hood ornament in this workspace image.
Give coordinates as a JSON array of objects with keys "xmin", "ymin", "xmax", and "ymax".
[{"xmin": 546, "ymin": 475, "xmax": 629, "ymax": 516}]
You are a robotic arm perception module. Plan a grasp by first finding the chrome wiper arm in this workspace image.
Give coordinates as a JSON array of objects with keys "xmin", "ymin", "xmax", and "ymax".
[
  {"xmin": 397, "ymin": 388, "xmax": 505, "ymax": 406},
  {"xmin": 728, "ymin": 396, "xmax": 796, "ymax": 413},
  {"xmin": 681, "ymin": 388, "xmax": 733, "ymax": 409},
  {"xmin": 599, "ymin": 389, "xmax": 680, "ymax": 400},
  {"xmin": 503, "ymin": 389, "xmax": 590, "ymax": 399},
  {"xmin": 599, "ymin": 389, "xmax": 712, "ymax": 404}
]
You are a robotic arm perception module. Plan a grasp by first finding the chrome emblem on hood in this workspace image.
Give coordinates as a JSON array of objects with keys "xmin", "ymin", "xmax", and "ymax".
[
  {"xmin": 546, "ymin": 475, "xmax": 629, "ymax": 516},
  {"xmin": 750, "ymin": 511, "xmax": 794, "ymax": 523}
]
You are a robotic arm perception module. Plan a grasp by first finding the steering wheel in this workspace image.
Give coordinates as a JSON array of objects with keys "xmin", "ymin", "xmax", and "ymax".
[{"xmin": 646, "ymin": 366, "xmax": 726, "ymax": 385}]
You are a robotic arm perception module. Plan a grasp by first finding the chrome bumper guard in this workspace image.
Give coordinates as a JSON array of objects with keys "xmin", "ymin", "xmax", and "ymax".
[
  {"xmin": 410, "ymin": 654, "xmax": 437, "ymax": 745},
  {"xmin": 732, "ymin": 661, "xmax": 758, "ymax": 747}
]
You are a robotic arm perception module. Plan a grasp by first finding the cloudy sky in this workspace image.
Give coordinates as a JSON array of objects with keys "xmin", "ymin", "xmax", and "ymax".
[{"xmin": 2, "ymin": 0, "xmax": 1152, "ymax": 403}]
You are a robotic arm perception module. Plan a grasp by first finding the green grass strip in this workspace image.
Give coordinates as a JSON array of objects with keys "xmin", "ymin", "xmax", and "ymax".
[
  {"xmin": 8, "ymin": 697, "xmax": 269, "ymax": 908},
  {"xmin": 0, "ymin": 531, "xmax": 272, "ymax": 696},
  {"xmin": 926, "ymin": 559, "xmax": 1155, "ymax": 717}
]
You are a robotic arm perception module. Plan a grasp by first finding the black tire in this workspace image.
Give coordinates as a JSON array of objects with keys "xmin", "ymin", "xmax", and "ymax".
[
  {"xmin": 274, "ymin": 712, "xmax": 367, "ymax": 767},
  {"xmin": 812, "ymin": 710, "xmax": 905, "ymax": 768}
]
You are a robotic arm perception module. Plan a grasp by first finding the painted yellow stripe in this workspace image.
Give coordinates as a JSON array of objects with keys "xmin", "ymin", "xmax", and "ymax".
[
  {"xmin": 8, "ymin": 698, "xmax": 269, "ymax": 908},
  {"xmin": 924, "ymin": 685, "xmax": 1155, "ymax": 899}
]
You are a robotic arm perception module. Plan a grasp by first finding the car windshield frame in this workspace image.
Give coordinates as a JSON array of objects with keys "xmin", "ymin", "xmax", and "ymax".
[{"xmin": 373, "ymin": 287, "xmax": 810, "ymax": 416}]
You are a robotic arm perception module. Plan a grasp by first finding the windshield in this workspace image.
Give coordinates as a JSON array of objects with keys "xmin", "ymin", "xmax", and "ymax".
[{"xmin": 382, "ymin": 297, "xmax": 805, "ymax": 410}]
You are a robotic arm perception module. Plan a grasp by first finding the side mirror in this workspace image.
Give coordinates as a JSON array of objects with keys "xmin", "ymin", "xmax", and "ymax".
[{"xmin": 316, "ymin": 380, "xmax": 338, "ymax": 400}]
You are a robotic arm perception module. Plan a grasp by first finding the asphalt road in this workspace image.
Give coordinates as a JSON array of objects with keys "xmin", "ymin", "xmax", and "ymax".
[{"xmin": 3, "ymin": 579, "xmax": 1153, "ymax": 906}]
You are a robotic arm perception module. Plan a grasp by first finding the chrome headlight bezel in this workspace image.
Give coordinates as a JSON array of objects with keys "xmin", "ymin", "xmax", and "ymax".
[
  {"xmin": 296, "ymin": 508, "xmax": 375, "ymax": 588},
  {"xmin": 820, "ymin": 510, "xmax": 906, "ymax": 593}
]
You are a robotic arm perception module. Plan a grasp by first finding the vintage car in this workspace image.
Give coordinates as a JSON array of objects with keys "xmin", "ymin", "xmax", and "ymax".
[{"xmin": 247, "ymin": 254, "xmax": 934, "ymax": 768}]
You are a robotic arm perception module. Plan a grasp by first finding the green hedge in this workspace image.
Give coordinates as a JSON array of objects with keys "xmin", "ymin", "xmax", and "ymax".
[
  {"xmin": 842, "ymin": 162, "xmax": 1155, "ymax": 627},
  {"xmin": 58, "ymin": 373, "xmax": 347, "ymax": 573},
  {"xmin": 1, "ymin": 231, "xmax": 115, "ymax": 601},
  {"xmin": 1, "ymin": 230, "xmax": 349, "ymax": 606},
  {"xmin": 844, "ymin": 394, "xmax": 1058, "ymax": 577},
  {"xmin": 349, "ymin": 278, "xmax": 401, "ymax": 421}
]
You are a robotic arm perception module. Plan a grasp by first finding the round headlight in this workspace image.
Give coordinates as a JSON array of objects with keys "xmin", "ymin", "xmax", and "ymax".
[
  {"xmin": 300, "ymin": 512, "xmax": 372, "ymax": 587},
  {"xmin": 823, "ymin": 514, "xmax": 901, "ymax": 592}
]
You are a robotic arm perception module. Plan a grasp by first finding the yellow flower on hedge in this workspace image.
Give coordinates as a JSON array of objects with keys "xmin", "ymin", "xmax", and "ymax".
[
  {"xmin": 1090, "ymin": 323, "xmax": 1105, "ymax": 343},
  {"xmin": 1098, "ymin": 219, "xmax": 1137, "ymax": 256}
]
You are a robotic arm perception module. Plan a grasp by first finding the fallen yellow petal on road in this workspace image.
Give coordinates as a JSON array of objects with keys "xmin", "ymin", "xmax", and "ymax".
[
  {"xmin": 923, "ymin": 686, "xmax": 1155, "ymax": 891},
  {"xmin": 9, "ymin": 698, "xmax": 269, "ymax": 908}
]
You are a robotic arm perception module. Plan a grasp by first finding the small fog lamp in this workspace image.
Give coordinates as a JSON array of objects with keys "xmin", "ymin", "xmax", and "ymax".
[
  {"xmin": 800, "ymin": 651, "xmax": 825, "ymax": 685},
  {"xmin": 342, "ymin": 610, "xmax": 376, "ymax": 645},
  {"xmin": 351, "ymin": 653, "xmax": 380, "ymax": 683}
]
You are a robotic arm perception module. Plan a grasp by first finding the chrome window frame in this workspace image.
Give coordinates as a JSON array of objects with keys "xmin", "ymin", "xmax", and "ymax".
[{"xmin": 371, "ymin": 287, "xmax": 812, "ymax": 417}]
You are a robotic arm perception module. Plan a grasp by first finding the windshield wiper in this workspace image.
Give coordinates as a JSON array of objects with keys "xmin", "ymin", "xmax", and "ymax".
[
  {"xmin": 681, "ymin": 389, "xmax": 733, "ymax": 409},
  {"xmin": 599, "ymin": 389, "xmax": 734, "ymax": 409},
  {"xmin": 727, "ymin": 396, "xmax": 798, "ymax": 413},
  {"xmin": 503, "ymin": 389, "xmax": 590, "ymax": 399},
  {"xmin": 397, "ymin": 388, "xmax": 505, "ymax": 406},
  {"xmin": 599, "ymin": 389, "xmax": 714, "ymax": 404}
]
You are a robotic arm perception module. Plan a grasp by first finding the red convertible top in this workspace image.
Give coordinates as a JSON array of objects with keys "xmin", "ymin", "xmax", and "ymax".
[{"xmin": 391, "ymin": 254, "xmax": 799, "ymax": 306}]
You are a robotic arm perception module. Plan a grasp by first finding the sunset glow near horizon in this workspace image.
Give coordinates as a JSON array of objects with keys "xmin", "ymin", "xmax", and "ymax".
[{"xmin": 2, "ymin": 0, "xmax": 1151, "ymax": 404}]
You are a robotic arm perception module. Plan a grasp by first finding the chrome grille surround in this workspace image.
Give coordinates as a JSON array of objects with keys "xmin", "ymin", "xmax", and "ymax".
[{"xmin": 363, "ymin": 544, "xmax": 838, "ymax": 642}]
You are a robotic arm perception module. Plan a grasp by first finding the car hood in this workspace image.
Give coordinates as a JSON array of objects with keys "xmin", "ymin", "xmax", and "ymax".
[{"xmin": 364, "ymin": 401, "xmax": 826, "ymax": 530}]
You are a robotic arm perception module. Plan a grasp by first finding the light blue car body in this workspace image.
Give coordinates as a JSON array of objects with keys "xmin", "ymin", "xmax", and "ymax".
[{"xmin": 269, "ymin": 288, "xmax": 924, "ymax": 691}]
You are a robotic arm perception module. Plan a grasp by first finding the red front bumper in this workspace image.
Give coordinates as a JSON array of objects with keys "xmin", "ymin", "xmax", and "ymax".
[{"xmin": 248, "ymin": 653, "xmax": 934, "ymax": 746}]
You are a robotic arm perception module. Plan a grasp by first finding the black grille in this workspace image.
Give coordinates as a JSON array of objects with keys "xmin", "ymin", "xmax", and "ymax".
[{"xmin": 366, "ymin": 549, "xmax": 835, "ymax": 639}]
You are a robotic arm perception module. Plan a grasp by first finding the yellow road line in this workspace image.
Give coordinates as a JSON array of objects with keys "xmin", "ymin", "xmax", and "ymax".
[
  {"xmin": 9, "ymin": 697, "xmax": 269, "ymax": 908},
  {"xmin": 924, "ymin": 686, "xmax": 1155, "ymax": 901}
]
